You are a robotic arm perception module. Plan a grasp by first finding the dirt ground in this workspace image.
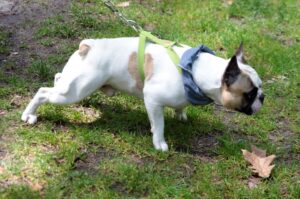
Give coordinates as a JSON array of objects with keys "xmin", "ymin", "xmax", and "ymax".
[{"xmin": 0, "ymin": 0, "xmax": 70, "ymax": 69}]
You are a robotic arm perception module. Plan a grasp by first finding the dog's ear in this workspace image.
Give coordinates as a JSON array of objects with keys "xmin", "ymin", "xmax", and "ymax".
[
  {"xmin": 222, "ymin": 55, "xmax": 241, "ymax": 86},
  {"xmin": 235, "ymin": 42, "xmax": 247, "ymax": 63}
]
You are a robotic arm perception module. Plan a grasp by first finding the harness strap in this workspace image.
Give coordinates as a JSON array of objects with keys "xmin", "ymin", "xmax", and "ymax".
[{"xmin": 138, "ymin": 31, "xmax": 181, "ymax": 81}]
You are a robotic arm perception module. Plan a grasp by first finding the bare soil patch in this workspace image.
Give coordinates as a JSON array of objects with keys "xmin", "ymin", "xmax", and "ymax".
[
  {"xmin": 0, "ymin": 0, "xmax": 16, "ymax": 16},
  {"xmin": 73, "ymin": 147, "xmax": 113, "ymax": 174},
  {"xmin": 175, "ymin": 132, "xmax": 221, "ymax": 162},
  {"xmin": 0, "ymin": 0, "xmax": 71, "ymax": 74}
]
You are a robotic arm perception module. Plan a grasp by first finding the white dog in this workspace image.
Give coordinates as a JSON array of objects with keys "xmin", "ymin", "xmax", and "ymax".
[{"xmin": 22, "ymin": 38, "xmax": 264, "ymax": 151}]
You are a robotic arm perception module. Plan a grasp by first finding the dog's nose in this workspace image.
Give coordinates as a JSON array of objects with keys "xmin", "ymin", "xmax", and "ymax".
[{"xmin": 259, "ymin": 94, "xmax": 265, "ymax": 103}]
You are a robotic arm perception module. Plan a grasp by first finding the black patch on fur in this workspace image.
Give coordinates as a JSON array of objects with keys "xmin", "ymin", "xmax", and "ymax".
[
  {"xmin": 222, "ymin": 55, "xmax": 241, "ymax": 86},
  {"xmin": 259, "ymin": 93, "xmax": 265, "ymax": 103},
  {"xmin": 239, "ymin": 87, "xmax": 258, "ymax": 115}
]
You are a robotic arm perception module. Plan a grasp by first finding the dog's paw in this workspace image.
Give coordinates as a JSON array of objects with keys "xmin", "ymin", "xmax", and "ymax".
[
  {"xmin": 21, "ymin": 113, "xmax": 37, "ymax": 124},
  {"xmin": 154, "ymin": 140, "xmax": 169, "ymax": 151}
]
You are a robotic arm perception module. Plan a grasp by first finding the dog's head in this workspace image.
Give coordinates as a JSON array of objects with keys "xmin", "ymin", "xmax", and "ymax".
[{"xmin": 220, "ymin": 43, "xmax": 264, "ymax": 115}]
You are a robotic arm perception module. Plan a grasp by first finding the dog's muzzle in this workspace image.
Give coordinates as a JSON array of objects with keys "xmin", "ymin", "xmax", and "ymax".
[{"xmin": 239, "ymin": 93, "xmax": 264, "ymax": 115}]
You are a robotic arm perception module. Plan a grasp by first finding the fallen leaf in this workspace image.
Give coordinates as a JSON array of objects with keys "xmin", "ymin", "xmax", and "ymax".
[
  {"xmin": 117, "ymin": 1, "xmax": 130, "ymax": 8},
  {"xmin": 0, "ymin": 166, "xmax": 5, "ymax": 174},
  {"xmin": 242, "ymin": 146, "xmax": 276, "ymax": 178},
  {"xmin": 251, "ymin": 145, "xmax": 266, "ymax": 157}
]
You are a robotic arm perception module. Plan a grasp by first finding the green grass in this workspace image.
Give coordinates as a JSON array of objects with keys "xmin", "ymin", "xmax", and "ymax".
[
  {"xmin": 0, "ymin": 29, "xmax": 11, "ymax": 55},
  {"xmin": 0, "ymin": 0, "xmax": 300, "ymax": 198}
]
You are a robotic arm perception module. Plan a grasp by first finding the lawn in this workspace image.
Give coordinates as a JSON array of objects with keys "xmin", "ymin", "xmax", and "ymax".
[{"xmin": 0, "ymin": 0, "xmax": 299, "ymax": 198}]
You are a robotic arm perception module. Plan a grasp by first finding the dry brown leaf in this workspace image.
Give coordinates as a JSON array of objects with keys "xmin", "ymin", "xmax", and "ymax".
[
  {"xmin": 116, "ymin": 1, "xmax": 130, "ymax": 8},
  {"xmin": 0, "ymin": 166, "xmax": 5, "ymax": 174},
  {"xmin": 251, "ymin": 145, "xmax": 266, "ymax": 157},
  {"xmin": 242, "ymin": 146, "xmax": 276, "ymax": 178}
]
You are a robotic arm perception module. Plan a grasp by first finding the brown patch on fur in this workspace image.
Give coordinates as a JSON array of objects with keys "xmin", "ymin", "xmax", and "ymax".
[
  {"xmin": 221, "ymin": 72, "xmax": 254, "ymax": 110},
  {"xmin": 79, "ymin": 44, "xmax": 90, "ymax": 57},
  {"xmin": 100, "ymin": 85, "xmax": 116, "ymax": 97},
  {"xmin": 128, "ymin": 52, "xmax": 143, "ymax": 90},
  {"xmin": 128, "ymin": 52, "xmax": 154, "ymax": 90},
  {"xmin": 144, "ymin": 53, "xmax": 154, "ymax": 81},
  {"xmin": 221, "ymin": 88, "xmax": 243, "ymax": 110}
]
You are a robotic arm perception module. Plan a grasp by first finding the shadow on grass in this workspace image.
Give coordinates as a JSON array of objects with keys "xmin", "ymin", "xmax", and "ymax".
[
  {"xmin": 2, "ymin": 96, "xmax": 261, "ymax": 198},
  {"xmin": 38, "ymin": 96, "xmax": 236, "ymax": 158}
]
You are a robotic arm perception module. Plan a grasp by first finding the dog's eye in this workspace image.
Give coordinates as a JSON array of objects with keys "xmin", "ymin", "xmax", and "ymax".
[{"xmin": 244, "ymin": 87, "xmax": 258, "ymax": 101}]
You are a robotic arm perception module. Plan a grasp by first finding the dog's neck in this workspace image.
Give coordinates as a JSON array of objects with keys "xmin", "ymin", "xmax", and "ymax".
[{"xmin": 192, "ymin": 53, "xmax": 229, "ymax": 105}]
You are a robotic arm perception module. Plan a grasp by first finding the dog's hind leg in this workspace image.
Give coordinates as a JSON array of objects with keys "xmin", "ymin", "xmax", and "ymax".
[
  {"xmin": 22, "ymin": 77, "xmax": 108, "ymax": 124},
  {"xmin": 22, "ymin": 87, "xmax": 55, "ymax": 124},
  {"xmin": 21, "ymin": 87, "xmax": 75, "ymax": 124}
]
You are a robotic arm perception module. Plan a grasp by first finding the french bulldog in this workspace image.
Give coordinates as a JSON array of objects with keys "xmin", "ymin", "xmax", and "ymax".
[{"xmin": 22, "ymin": 38, "xmax": 264, "ymax": 151}]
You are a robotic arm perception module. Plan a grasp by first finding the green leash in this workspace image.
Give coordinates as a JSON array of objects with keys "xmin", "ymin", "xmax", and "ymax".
[
  {"xmin": 138, "ymin": 31, "xmax": 182, "ymax": 81},
  {"xmin": 103, "ymin": 0, "xmax": 182, "ymax": 81}
]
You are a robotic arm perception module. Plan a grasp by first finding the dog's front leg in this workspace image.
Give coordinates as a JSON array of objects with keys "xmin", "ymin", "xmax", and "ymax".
[{"xmin": 144, "ymin": 101, "xmax": 168, "ymax": 151}]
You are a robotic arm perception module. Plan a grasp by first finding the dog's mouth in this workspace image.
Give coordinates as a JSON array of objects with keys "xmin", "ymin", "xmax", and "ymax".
[{"xmin": 239, "ymin": 107, "xmax": 253, "ymax": 115}]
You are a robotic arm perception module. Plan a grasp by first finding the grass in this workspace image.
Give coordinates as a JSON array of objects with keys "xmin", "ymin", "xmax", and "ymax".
[
  {"xmin": 0, "ymin": 29, "xmax": 11, "ymax": 55},
  {"xmin": 0, "ymin": 0, "xmax": 300, "ymax": 198}
]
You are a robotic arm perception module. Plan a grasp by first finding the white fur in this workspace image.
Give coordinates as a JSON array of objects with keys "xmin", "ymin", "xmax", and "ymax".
[{"xmin": 22, "ymin": 37, "xmax": 263, "ymax": 151}]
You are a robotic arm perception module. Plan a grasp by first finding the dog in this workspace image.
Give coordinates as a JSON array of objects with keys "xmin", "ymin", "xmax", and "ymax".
[{"xmin": 21, "ymin": 38, "xmax": 264, "ymax": 151}]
